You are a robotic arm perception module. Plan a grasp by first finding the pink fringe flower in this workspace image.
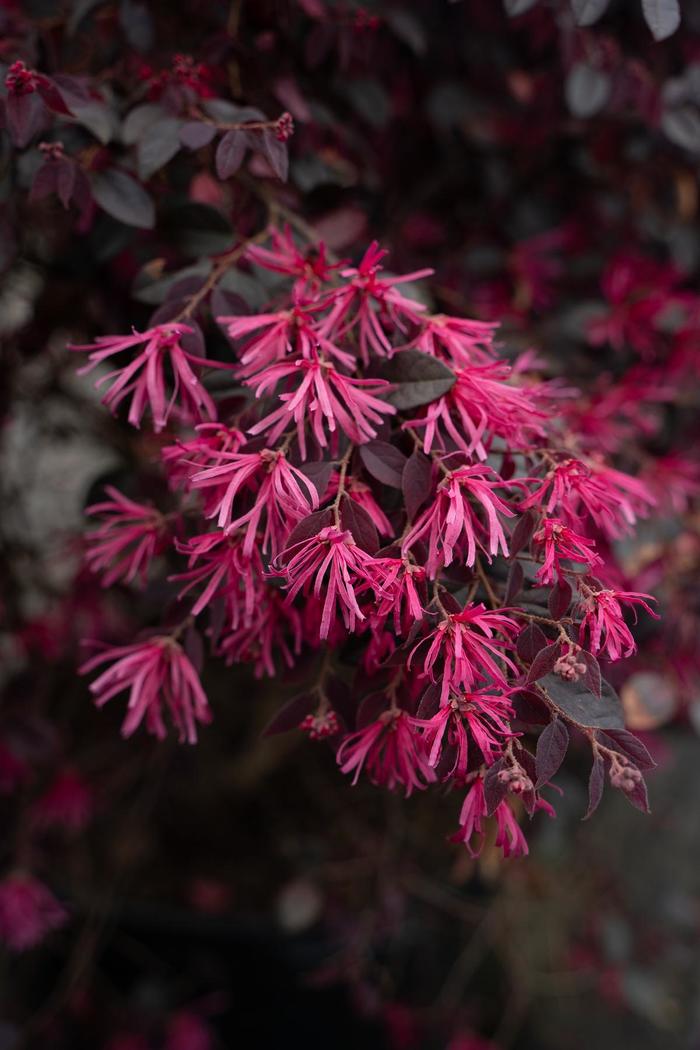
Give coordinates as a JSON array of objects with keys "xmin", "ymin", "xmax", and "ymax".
[
  {"xmin": 188, "ymin": 449, "xmax": 319, "ymax": 555},
  {"xmin": 275, "ymin": 525, "xmax": 378, "ymax": 639},
  {"xmin": 450, "ymin": 778, "xmax": 529, "ymax": 859},
  {"xmin": 85, "ymin": 486, "xmax": 168, "ymax": 587},
  {"xmin": 246, "ymin": 357, "xmax": 395, "ymax": 459},
  {"xmin": 246, "ymin": 226, "xmax": 344, "ymax": 295},
  {"xmin": 411, "ymin": 314, "xmax": 498, "ymax": 367},
  {"xmin": 0, "ymin": 874, "xmax": 67, "ymax": 951},
  {"xmin": 576, "ymin": 586, "xmax": 658, "ymax": 660},
  {"xmin": 71, "ymin": 323, "xmax": 217, "ymax": 432},
  {"xmin": 414, "ymin": 690, "xmax": 515, "ymax": 779},
  {"xmin": 410, "ymin": 604, "xmax": 519, "ymax": 704},
  {"xmin": 532, "ymin": 518, "xmax": 603, "ymax": 584},
  {"xmin": 402, "ymin": 465, "xmax": 514, "ymax": 576},
  {"xmin": 171, "ymin": 532, "xmax": 264, "ymax": 623},
  {"xmin": 336, "ymin": 709, "xmax": 436, "ymax": 796},
  {"xmin": 81, "ymin": 637, "xmax": 211, "ymax": 743}
]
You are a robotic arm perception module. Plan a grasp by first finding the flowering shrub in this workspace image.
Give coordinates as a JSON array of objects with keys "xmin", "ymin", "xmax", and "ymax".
[{"xmin": 2, "ymin": 0, "xmax": 700, "ymax": 1046}]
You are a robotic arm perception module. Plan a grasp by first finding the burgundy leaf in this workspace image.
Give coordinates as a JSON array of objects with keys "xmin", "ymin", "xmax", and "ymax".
[
  {"xmin": 596, "ymin": 729, "xmax": 656, "ymax": 771},
  {"xmin": 526, "ymin": 641, "xmax": 562, "ymax": 684},
  {"xmin": 380, "ymin": 349, "xmax": 456, "ymax": 410},
  {"xmin": 298, "ymin": 460, "xmax": 334, "ymax": 500},
  {"xmin": 509, "ymin": 511, "xmax": 535, "ymax": 557},
  {"xmin": 641, "ymin": 0, "xmax": 680, "ymax": 41},
  {"xmin": 6, "ymin": 92, "xmax": 46, "ymax": 149},
  {"xmin": 260, "ymin": 128, "xmax": 289, "ymax": 181},
  {"xmin": 535, "ymin": 718, "xmax": 569, "ymax": 788},
  {"xmin": 359, "ymin": 440, "xmax": 407, "ymax": 488},
  {"xmin": 579, "ymin": 650, "xmax": 602, "ymax": 699},
  {"xmin": 357, "ymin": 691, "xmax": 390, "ymax": 729},
  {"xmin": 416, "ymin": 683, "xmax": 441, "ymax": 719},
  {"xmin": 540, "ymin": 674, "xmax": 624, "ymax": 730},
  {"xmin": 402, "ymin": 450, "xmax": 432, "ymax": 521},
  {"xmin": 215, "ymin": 129, "xmax": 248, "ymax": 179},
  {"xmin": 547, "ymin": 578, "xmax": 572, "ymax": 620},
  {"xmin": 511, "ymin": 687, "xmax": 550, "ymax": 726},
  {"xmin": 91, "ymin": 168, "xmax": 155, "ymax": 229},
  {"xmin": 483, "ymin": 759, "xmax": 509, "ymax": 816},
  {"xmin": 504, "ymin": 561, "xmax": 524, "ymax": 605},
  {"xmin": 622, "ymin": 773, "xmax": 650, "ymax": 813},
  {"xmin": 583, "ymin": 753, "xmax": 606, "ymax": 820},
  {"xmin": 282, "ymin": 508, "xmax": 333, "ymax": 551},
  {"xmin": 516, "ymin": 622, "xmax": 548, "ymax": 663},
  {"xmin": 180, "ymin": 121, "xmax": 218, "ymax": 150},
  {"xmin": 570, "ymin": 0, "xmax": 610, "ymax": 25},
  {"xmin": 263, "ymin": 693, "xmax": 315, "ymax": 736},
  {"xmin": 340, "ymin": 495, "xmax": 379, "ymax": 554}
]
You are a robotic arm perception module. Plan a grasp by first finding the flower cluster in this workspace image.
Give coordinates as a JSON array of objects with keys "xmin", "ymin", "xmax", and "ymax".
[{"xmin": 73, "ymin": 231, "xmax": 658, "ymax": 861}]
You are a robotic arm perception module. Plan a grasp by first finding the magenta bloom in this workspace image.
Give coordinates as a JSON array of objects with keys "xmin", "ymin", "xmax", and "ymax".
[
  {"xmin": 402, "ymin": 465, "xmax": 514, "ymax": 577},
  {"xmin": 576, "ymin": 586, "xmax": 658, "ymax": 660},
  {"xmin": 218, "ymin": 591, "xmax": 302, "ymax": 677},
  {"xmin": 405, "ymin": 363, "xmax": 546, "ymax": 458},
  {"xmin": 81, "ymin": 637, "xmax": 211, "ymax": 743},
  {"xmin": 247, "ymin": 356, "xmax": 395, "ymax": 459},
  {"xmin": 365, "ymin": 556, "xmax": 426, "ymax": 633},
  {"xmin": 221, "ymin": 302, "xmax": 353, "ymax": 378},
  {"xmin": 72, "ymin": 323, "xmax": 217, "ymax": 432},
  {"xmin": 275, "ymin": 525, "xmax": 378, "ymax": 639},
  {"xmin": 414, "ymin": 691, "xmax": 515, "ymax": 779},
  {"xmin": 522, "ymin": 458, "xmax": 654, "ymax": 539},
  {"xmin": 319, "ymin": 241, "xmax": 431, "ymax": 363},
  {"xmin": 450, "ymin": 778, "xmax": 529, "ymax": 859},
  {"xmin": 336, "ymin": 709, "xmax": 435, "ymax": 796},
  {"xmin": 162, "ymin": 423, "xmax": 246, "ymax": 489},
  {"xmin": 172, "ymin": 532, "xmax": 264, "ymax": 624},
  {"xmin": 494, "ymin": 801, "xmax": 529, "ymax": 859},
  {"xmin": 410, "ymin": 604, "xmax": 519, "ymax": 704},
  {"xmin": 246, "ymin": 226, "xmax": 344, "ymax": 295},
  {"xmin": 189, "ymin": 449, "xmax": 318, "ymax": 556},
  {"xmin": 0, "ymin": 874, "xmax": 67, "ymax": 951},
  {"xmin": 532, "ymin": 518, "xmax": 603, "ymax": 584},
  {"xmin": 86, "ymin": 486, "xmax": 168, "ymax": 587},
  {"xmin": 412, "ymin": 313, "xmax": 498, "ymax": 367}
]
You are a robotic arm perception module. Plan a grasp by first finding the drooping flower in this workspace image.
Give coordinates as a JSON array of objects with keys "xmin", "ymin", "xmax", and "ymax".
[
  {"xmin": 532, "ymin": 518, "xmax": 603, "ymax": 584},
  {"xmin": 409, "ymin": 604, "xmax": 520, "ymax": 704},
  {"xmin": 576, "ymin": 586, "xmax": 658, "ymax": 660},
  {"xmin": 81, "ymin": 637, "xmax": 211, "ymax": 744},
  {"xmin": 217, "ymin": 590, "xmax": 302, "ymax": 677},
  {"xmin": 161, "ymin": 423, "xmax": 246, "ymax": 489},
  {"xmin": 405, "ymin": 363, "xmax": 547, "ymax": 458},
  {"xmin": 410, "ymin": 314, "xmax": 498, "ymax": 367},
  {"xmin": 171, "ymin": 532, "xmax": 264, "ymax": 623},
  {"xmin": 0, "ymin": 874, "xmax": 67, "ymax": 951},
  {"xmin": 71, "ymin": 323, "xmax": 218, "ymax": 432},
  {"xmin": 414, "ymin": 690, "xmax": 515, "ymax": 779},
  {"xmin": 402, "ymin": 465, "xmax": 515, "ymax": 577},
  {"xmin": 246, "ymin": 356, "xmax": 395, "ymax": 459},
  {"xmin": 450, "ymin": 777, "xmax": 488, "ymax": 857},
  {"xmin": 522, "ymin": 458, "xmax": 654, "ymax": 539},
  {"xmin": 221, "ymin": 301, "xmax": 352, "ymax": 379},
  {"xmin": 275, "ymin": 525, "xmax": 379, "ymax": 639},
  {"xmin": 246, "ymin": 226, "xmax": 344, "ymax": 295},
  {"xmin": 319, "ymin": 241, "xmax": 431, "ymax": 363},
  {"xmin": 336, "ymin": 708, "xmax": 435, "ymax": 797},
  {"xmin": 493, "ymin": 800, "xmax": 529, "ymax": 858},
  {"xmin": 364, "ymin": 556, "xmax": 426, "ymax": 633},
  {"xmin": 188, "ymin": 449, "xmax": 318, "ymax": 555},
  {"xmin": 85, "ymin": 486, "xmax": 168, "ymax": 587}
]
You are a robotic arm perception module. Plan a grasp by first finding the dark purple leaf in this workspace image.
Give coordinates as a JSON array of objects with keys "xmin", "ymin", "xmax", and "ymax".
[
  {"xmin": 380, "ymin": 349, "xmax": 456, "ymax": 410},
  {"xmin": 416, "ymin": 683, "xmax": 441, "ymax": 719},
  {"xmin": 516, "ymin": 622, "xmax": 548, "ymax": 663},
  {"xmin": 5, "ymin": 92, "xmax": 46, "ymax": 149},
  {"xmin": 299, "ymin": 460, "xmax": 334, "ymax": 500},
  {"xmin": 535, "ymin": 718, "xmax": 569, "ymax": 788},
  {"xmin": 504, "ymin": 561, "xmax": 524, "ymax": 605},
  {"xmin": 119, "ymin": 0, "xmax": 154, "ymax": 51},
  {"xmin": 260, "ymin": 128, "xmax": 289, "ymax": 182},
  {"xmin": 661, "ymin": 106, "xmax": 700, "ymax": 151},
  {"xmin": 596, "ymin": 729, "xmax": 656, "ymax": 771},
  {"xmin": 580, "ymin": 650, "xmax": 602, "ymax": 699},
  {"xmin": 565, "ymin": 63, "xmax": 611, "ymax": 119},
  {"xmin": 281, "ymin": 509, "xmax": 333, "ymax": 552},
  {"xmin": 402, "ymin": 450, "xmax": 432, "ymax": 521},
  {"xmin": 184, "ymin": 624, "xmax": 204, "ymax": 674},
  {"xmin": 509, "ymin": 511, "xmax": 535, "ymax": 557},
  {"xmin": 359, "ymin": 440, "xmax": 407, "ymax": 488},
  {"xmin": 91, "ymin": 168, "xmax": 155, "ymax": 229},
  {"xmin": 570, "ymin": 0, "xmax": 610, "ymax": 25},
  {"xmin": 180, "ymin": 121, "xmax": 217, "ymax": 150},
  {"xmin": 357, "ymin": 691, "xmax": 390, "ymax": 729},
  {"xmin": 340, "ymin": 495, "xmax": 379, "ymax": 554},
  {"xmin": 641, "ymin": 0, "xmax": 680, "ymax": 41},
  {"xmin": 263, "ymin": 693, "xmax": 315, "ymax": 736},
  {"xmin": 526, "ymin": 641, "xmax": 561, "ymax": 684},
  {"xmin": 56, "ymin": 158, "xmax": 77, "ymax": 208},
  {"xmin": 583, "ymin": 753, "xmax": 605, "ymax": 820},
  {"xmin": 511, "ymin": 687, "xmax": 550, "ymax": 726},
  {"xmin": 137, "ymin": 117, "xmax": 182, "ymax": 180},
  {"xmin": 122, "ymin": 103, "xmax": 164, "ymax": 145},
  {"xmin": 483, "ymin": 758, "xmax": 509, "ymax": 816},
  {"xmin": 548, "ymin": 578, "xmax": 572, "ymax": 620},
  {"xmin": 215, "ymin": 129, "xmax": 248, "ymax": 179},
  {"xmin": 623, "ymin": 773, "xmax": 650, "ymax": 813},
  {"xmin": 540, "ymin": 674, "xmax": 624, "ymax": 730}
]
